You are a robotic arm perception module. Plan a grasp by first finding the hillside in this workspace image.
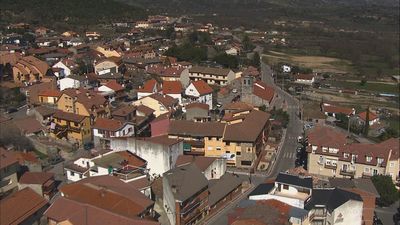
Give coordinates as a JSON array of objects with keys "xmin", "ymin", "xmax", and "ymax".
[{"xmin": 0, "ymin": 0, "xmax": 146, "ymax": 29}]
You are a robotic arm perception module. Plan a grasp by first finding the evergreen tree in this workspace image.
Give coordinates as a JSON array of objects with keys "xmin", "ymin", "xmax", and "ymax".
[{"xmin": 364, "ymin": 106, "xmax": 370, "ymax": 136}]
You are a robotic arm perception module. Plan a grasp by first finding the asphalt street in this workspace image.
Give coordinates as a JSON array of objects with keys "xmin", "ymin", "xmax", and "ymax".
[{"xmin": 205, "ymin": 54, "xmax": 303, "ymax": 225}]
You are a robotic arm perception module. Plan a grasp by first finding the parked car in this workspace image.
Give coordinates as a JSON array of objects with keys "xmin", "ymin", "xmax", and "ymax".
[
  {"xmin": 6, "ymin": 108, "xmax": 18, "ymax": 114},
  {"xmin": 232, "ymin": 89, "xmax": 238, "ymax": 93}
]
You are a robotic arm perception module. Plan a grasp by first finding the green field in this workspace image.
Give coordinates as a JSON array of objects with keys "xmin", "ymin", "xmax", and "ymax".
[{"xmin": 331, "ymin": 80, "xmax": 399, "ymax": 94}]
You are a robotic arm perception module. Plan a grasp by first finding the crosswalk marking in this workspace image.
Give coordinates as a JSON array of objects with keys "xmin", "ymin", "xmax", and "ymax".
[{"xmin": 283, "ymin": 152, "xmax": 296, "ymax": 159}]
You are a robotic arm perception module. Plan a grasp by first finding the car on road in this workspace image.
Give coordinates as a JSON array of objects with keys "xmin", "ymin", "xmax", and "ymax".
[
  {"xmin": 216, "ymin": 102, "xmax": 222, "ymax": 108},
  {"xmin": 232, "ymin": 89, "xmax": 238, "ymax": 93}
]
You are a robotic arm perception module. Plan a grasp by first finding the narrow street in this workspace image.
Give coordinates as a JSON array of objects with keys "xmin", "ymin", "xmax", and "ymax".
[{"xmin": 205, "ymin": 54, "xmax": 304, "ymax": 225}]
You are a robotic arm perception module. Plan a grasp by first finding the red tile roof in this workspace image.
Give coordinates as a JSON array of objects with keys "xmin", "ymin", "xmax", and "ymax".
[
  {"xmin": 19, "ymin": 172, "xmax": 54, "ymax": 185},
  {"xmin": 162, "ymin": 81, "xmax": 182, "ymax": 94},
  {"xmin": 13, "ymin": 117, "xmax": 44, "ymax": 134},
  {"xmin": 104, "ymin": 80, "xmax": 124, "ymax": 92},
  {"xmin": 0, "ymin": 188, "xmax": 48, "ymax": 225},
  {"xmin": 322, "ymin": 104, "xmax": 354, "ymax": 115},
  {"xmin": 148, "ymin": 93, "xmax": 178, "ymax": 108},
  {"xmin": 93, "ymin": 118, "xmax": 129, "ymax": 131},
  {"xmin": 136, "ymin": 105, "xmax": 155, "ymax": 116},
  {"xmin": 137, "ymin": 79, "xmax": 159, "ymax": 93},
  {"xmin": 175, "ymin": 155, "xmax": 216, "ymax": 171},
  {"xmin": 185, "ymin": 102, "xmax": 209, "ymax": 111},
  {"xmin": 53, "ymin": 110, "xmax": 86, "ymax": 123},
  {"xmin": 45, "ymin": 197, "xmax": 159, "ymax": 225},
  {"xmin": 307, "ymin": 126, "xmax": 348, "ymax": 149},
  {"xmin": 191, "ymin": 80, "xmax": 213, "ymax": 95},
  {"xmin": 38, "ymin": 89, "xmax": 61, "ymax": 97},
  {"xmin": 358, "ymin": 111, "xmax": 378, "ymax": 121},
  {"xmin": 0, "ymin": 148, "xmax": 18, "ymax": 170},
  {"xmin": 15, "ymin": 151, "xmax": 39, "ymax": 164},
  {"xmin": 253, "ymin": 81, "xmax": 275, "ymax": 103},
  {"xmin": 295, "ymin": 73, "xmax": 314, "ymax": 80},
  {"xmin": 60, "ymin": 176, "xmax": 153, "ymax": 218},
  {"xmin": 146, "ymin": 65, "xmax": 184, "ymax": 78}
]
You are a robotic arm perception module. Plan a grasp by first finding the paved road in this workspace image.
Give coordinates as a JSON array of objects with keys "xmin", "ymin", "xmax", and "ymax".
[{"xmin": 205, "ymin": 52, "xmax": 303, "ymax": 225}]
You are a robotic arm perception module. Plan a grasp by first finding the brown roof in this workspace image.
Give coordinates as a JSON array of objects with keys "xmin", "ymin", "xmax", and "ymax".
[
  {"xmin": 0, "ymin": 52, "xmax": 22, "ymax": 65},
  {"xmin": 19, "ymin": 172, "xmax": 54, "ymax": 185},
  {"xmin": 223, "ymin": 101, "xmax": 254, "ymax": 111},
  {"xmin": 38, "ymin": 89, "xmax": 61, "ymax": 97},
  {"xmin": 137, "ymin": 79, "xmax": 159, "ymax": 93},
  {"xmin": 112, "ymin": 105, "xmax": 136, "ymax": 117},
  {"xmin": 14, "ymin": 151, "xmax": 39, "ymax": 164},
  {"xmin": 92, "ymin": 151, "xmax": 146, "ymax": 169},
  {"xmin": 224, "ymin": 110, "xmax": 271, "ymax": 142},
  {"xmin": 358, "ymin": 111, "xmax": 378, "ymax": 121},
  {"xmin": 34, "ymin": 106, "xmax": 57, "ymax": 117},
  {"xmin": 191, "ymin": 80, "xmax": 213, "ymax": 95},
  {"xmin": 136, "ymin": 105, "xmax": 155, "ymax": 116},
  {"xmin": 148, "ymin": 93, "xmax": 178, "ymax": 108},
  {"xmin": 322, "ymin": 104, "xmax": 354, "ymax": 115},
  {"xmin": 175, "ymin": 155, "xmax": 216, "ymax": 171},
  {"xmin": 185, "ymin": 102, "xmax": 209, "ymax": 111},
  {"xmin": 189, "ymin": 66, "xmax": 232, "ymax": 76},
  {"xmin": 306, "ymin": 126, "xmax": 348, "ymax": 149},
  {"xmin": 162, "ymin": 81, "xmax": 182, "ymax": 94},
  {"xmin": 16, "ymin": 56, "xmax": 49, "ymax": 75},
  {"xmin": 12, "ymin": 117, "xmax": 44, "ymax": 134},
  {"xmin": 93, "ymin": 118, "xmax": 130, "ymax": 131},
  {"xmin": 61, "ymin": 88, "xmax": 107, "ymax": 112},
  {"xmin": 53, "ymin": 110, "xmax": 87, "ymax": 123},
  {"xmin": 45, "ymin": 197, "xmax": 159, "ymax": 225},
  {"xmin": 253, "ymin": 81, "xmax": 275, "ymax": 103},
  {"xmin": 0, "ymin": 188, "xmax": 48, "ymax": 225},
  {"xmin": 127, "ymin": 177, "xmax": 151, "ymax": 191},
  {"xmin": 294, "ymin": 73, "xmax": 314, "ymax": 80},
  {"xmin": 60, "ymin": 176, "xmax": 154, "ymax": 218},
  {"xmin": 104, "ymin": 80, "xmax": 124, "ymax": 92},
  {"xmin": 169, "ymin": 120, "xmax": 226, "ymax": 137},
  {"xmin": 146, "ymin": 65, "xmax": 184, "ymax": 78},
  {"xmin": 141, "ymin": 135, "xmax": 183, "ymax": 146},
  {"xmin": 0, "ymin": 148, "xmax": 18, "ymax": 170},
  {"xmin": 64, "ymin": 163, "xmax": 89, "ymax": 174}
]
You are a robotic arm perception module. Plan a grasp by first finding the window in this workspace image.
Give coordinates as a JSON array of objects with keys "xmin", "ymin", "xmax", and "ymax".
[
  {"xmin": 241, "ymin": 161, "xmax": 252, "ymax": 166},
  {"xmin": 79, "ymin": 174, "xmax": 82, "ymax": 179},
  {"xmin": 283, "ymin": 184, "xmax": 289, "ymax": 190},
  {"xmin": 237, "ymin": 151, "xmax": 241, "ymax": 156},
  {"xmin": 247, "ymin": 147, "xmax": 251, "ymax": 153},
  {"xmin": 377, "ymin": 158, "xmax": 384, "ymax": 165},
  {"xmin": 364, "ymin": 167, "xmax": 370, "ymax": 173},
  {"xmin": 70, "ymin": 171, "xmax": 75, "ymax": 176},
  {"xmin": 344, "ymin": 153, "xmax": 349, "ymax": 158},
  {"xmin": 390, "ymin": 162, "xmax": 395, "ymax": 167},
  {"xmin": 216, "ymin": 147, "xmax": 221, "ymax": 151},
  {"xmin": 226, "ymin": 151, "xmax": 230, "ymax": 153},
  {"xmin": 207, "ymin": 147, "xmax": 213, "ymax": 151},
  {"xmin": 366, "ymin": 156, "xmax": 372, "ymax": 162}
]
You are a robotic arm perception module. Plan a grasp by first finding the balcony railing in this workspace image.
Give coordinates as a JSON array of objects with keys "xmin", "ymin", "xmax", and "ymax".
[
  {"xmin": 324, "ymin": 164, "xmax": 337, "ymax": 170},
  {"xmin": 340, "ymin": 169, "xmax": 355, "ymax": 177}
]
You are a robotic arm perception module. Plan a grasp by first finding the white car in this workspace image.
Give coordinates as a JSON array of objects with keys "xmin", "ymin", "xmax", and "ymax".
[{"xmin": 232, "ymin": 89, "xmax": 238, "ymax": 93}]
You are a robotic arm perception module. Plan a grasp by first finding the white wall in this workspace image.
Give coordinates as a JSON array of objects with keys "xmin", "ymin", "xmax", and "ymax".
[
  {"xmin": 53, "ymin": 61, "xmax": 71, "ymax": 76},
  {"xmin": 110, "ymin": 138, "xmax": 183, "ymax": 176},
  {"xmin": 249, "ymin": 193, "xmax": 305, "ymax": 209},
  {"xmin": 204, "ymin": 158, "xmax": 226, "ymax": 180},
  {"xmin": 59, "ymin": 78, "xmax": 81, "ymax": 91},
  {"xmin": 329, "ymin": 200, "xmax": 363, "ymax": 225},
  {"xmin": 93, "ymin": 124, "xmax": 135, "ymax": 139}
]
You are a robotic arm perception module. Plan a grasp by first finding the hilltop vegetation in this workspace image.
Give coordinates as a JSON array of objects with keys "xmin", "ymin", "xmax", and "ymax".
[
  {"xmin": 0, "ymin": 0, "xmax": 146, "ymax": 30},
  {"xmin": 126, "ymin": 0, "xmax": 399, "ymax": 77}
]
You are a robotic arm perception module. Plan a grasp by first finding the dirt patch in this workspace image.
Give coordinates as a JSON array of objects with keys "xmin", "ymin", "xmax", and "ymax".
[{"xmin": 263, "ymin": 51, "xmax": 352, "ymax": 74}]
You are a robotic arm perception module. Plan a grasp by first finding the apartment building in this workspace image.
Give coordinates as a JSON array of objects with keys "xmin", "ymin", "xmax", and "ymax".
[
  {"xmin": 12, "ymin": 56, "xmax": 50, "ymax": 84},
  {"xmin": 0, "ymin": 148, "xmax": 19, "ymax": 198},
  {"xmin": 306, "ymin": 126, "xmax": 399, "ymax": 182},
  {"xmin": 183, "ymin": 66, "xmax": 235, "ymax": 86},
  {"xmin": 168, "ymin": 109, "xmax": 271, "ymax": 169},
  {"xmin": 50, "ymin": 110, "xmax": 92, "ymax": 146},
  {"xmin": 57, "ymin": 88, "xmax": 110, "ymax": 120}
]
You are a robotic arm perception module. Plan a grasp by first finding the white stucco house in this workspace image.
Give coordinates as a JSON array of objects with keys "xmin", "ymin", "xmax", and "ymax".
[
  {"xmin": 59, "ymin": 75, "xmax": 88, "ymax": 91},
  {"xmin": 184, "ymin": 80, "xmax": 213, "ymax": 109}
]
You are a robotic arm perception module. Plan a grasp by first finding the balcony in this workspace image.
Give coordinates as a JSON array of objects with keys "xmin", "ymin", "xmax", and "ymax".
[
  {"xmin": 340, "ymin": 169, "xmax": 355, "ymax": 177},
  {"xmin": 324, "ymin": 164, "xmax": 337, "ymax": 170}
]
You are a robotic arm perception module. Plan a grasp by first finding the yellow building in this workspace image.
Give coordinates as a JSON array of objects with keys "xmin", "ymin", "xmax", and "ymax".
[
  {"xmin": 38, "ymin": 89, "xmax": 60, "ymax": 105},
  {"xmin": 306, "ymin": 126, "xmax": 400, "ymax": 182},
  {"xmin": 133, "ymin": 93, "xmax": 178, "ymax": 117},
  {"xmin": 57, "ymin": 88, "xmax": 110, "ymax": 120},
  {"xmin": 51, "ymin": 110, "xmax": 92, "ymax": 146},
  {"xmin": 13, "ymin": 56, "xmax": 50, "ymax": 84},
  {"xmin": 169, "ymin": 110, "xmax": 271, "ymax": 169}
]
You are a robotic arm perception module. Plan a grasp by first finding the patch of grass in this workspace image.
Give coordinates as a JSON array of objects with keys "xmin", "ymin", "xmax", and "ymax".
[{"xmin": 331, "ymin": 80, "xmax": 399, "ymax": 94}]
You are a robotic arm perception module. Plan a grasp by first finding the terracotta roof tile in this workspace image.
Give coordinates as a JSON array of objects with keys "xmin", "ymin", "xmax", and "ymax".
[
  {"xmin": 148, "ymin": 93, "xmax": 178, "ymax": 108},
  {"xmin": 53, "ymin": 110, "xmax": 87, "ymax": 123},
  {"xmin": 162, "ymin": 81, "xmax": 182, "ymax": 94},
  {"xmin": 253, "ymin": 81, "xmax": 275, "ymax": 103},
  {"xmin": 93, "ymin": 118, "xmax": 129, "ymax": 131},
  {"xmin": 137, "ymin": 79, "xmax": 159, "ymax": 93},
  {"xmin": 185, "ymin": 102, "xmax": 209, "ymax": 111},
  {"xmin": 191, "ymin": 80, "xmax": 213, "ymax": 95},
  {"xmin": 19, "ymin": 172, "xmax": 54, "ymax": 185},
  {"xmin": 0, "ymin": 148, "xmax": 18, "ymax": 170},
  {"xmin": 104, "ymin": 80, "xmax": 124, "ymax": 92},
  {"xmin": 357, "ymin": 111, "xmax": 378, "ymax": 121},
  {"xmin": 0, "ymin": 188, "xmax": 48, "ymax": 225}
]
